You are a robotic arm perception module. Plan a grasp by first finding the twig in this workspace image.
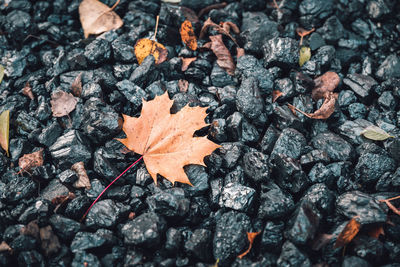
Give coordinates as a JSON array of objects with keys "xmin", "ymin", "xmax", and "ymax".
[
  {"xmin": 153, "ymin": 15, "xmax": 160, "ymax": 41},
  {"xmin": 272, "ymin": 0, "xmax": 282, "ymax": 13},
  {"xmin": 80, "ymin": 156, "xmax": 143, "ymax": 222},
  {"xmin": 198, "ymin": 2, "xmax": 227, "ymax": 17},
  {"xmin": 23, "ymin": 35, "xmax": 59, "ymax": 47},
  {"xmin": 109, "ymin": 0, "xmax": 120, "ymax": 11}
]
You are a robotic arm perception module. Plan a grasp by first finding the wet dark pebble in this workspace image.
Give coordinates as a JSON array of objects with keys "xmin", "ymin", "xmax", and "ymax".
[{"xmin": 1, "ymin": 1, "xmax": 400, "ymax": 266}]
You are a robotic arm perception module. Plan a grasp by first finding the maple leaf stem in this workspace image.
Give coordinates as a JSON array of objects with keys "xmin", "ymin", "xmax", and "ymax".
[{"xmin": 80, "ymin": 155, "xmax": 143, "ymax": 222}]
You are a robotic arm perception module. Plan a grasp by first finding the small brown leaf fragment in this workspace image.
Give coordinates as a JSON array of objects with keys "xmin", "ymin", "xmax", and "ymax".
[
  {"xmin": 178, "ymin": 79, "xmax": 189, "ymax": 92},
  {"xmin": 198, "ymin": 2, "xmax": 227, "ymax": 18},
  {"xmin": 21, "ymin": 220, "xmax": 40, "ymax": 240},
  {"xmin": 0, "ymin": 241, "xmax": 12, "ymax": 254},
  {"xmin": 71, "ymin": 73, "xmax": 82, "ymax": 97},
  {"xmin": 180, "ymin": 20, "xmax": 198, "ymax": 51},
  {"xmin": 368, "ymin": 226, "xmax": 384, "ymax": 239},
  {"xmin": 199, "ymin": 18, "xmax": 239, "ymax": 46},
  {"xmin": 221, "ymin": 21, "xmax": 240, "ymax": 35},
  {"xmin": 238, "ymin": 231, "xmax": 261, "ymax": 259},
  {"xmin": 71, "ymin": 162, "xmax": 91, "ymax": 189},
  {"xmin": 272, "ymin": 90, "xmax": 283, "ymax": 102},
  {"xmin": 50, "ymin": 90, "xmax": 78, "ymax": 117},
  {"xmin": 180, "ymin": 57, "xmax": 197, "ymax": 72},
  {"xmin": 289, "ymin": 92, "xmax": 337, "ymax": 120},
  {"xmin": 51, "ymin": 192, "xmax": 76, "ymax": 213},
  {"xmin": 312, "ymin": 72, "xmax": 340, "ymax": 101},
  {"xmin": 18, "ymin": 148, "xmax": 44, "ymax": 175},
  {"xmin": 236, "ymin": 47, "xmax": 245, "ymax": 58},
  {"xmin": 79, "ymin": 0, "xmax": 123, "ymax": 38},
  {"xmin": 207, "ymin": 34, "xmax": 235, "ymax": 76},
  {"xmin": 22, "ymin": 82, "xmax": 34, "ymax": 100},
  {"xmin": 334, "ymin": 217, "xmax": 361, "ymax": 249},
  {"xmin": 312, "ymin": 233, "xmax": 334, "ymax": 251},
  {"xmin": 128, "ymin": 212, "xmax": 135, "ymax": 220},
  {"xmin": 40, "ymin": 225, "xmax": 61, "ymax": 256},
  {"xmin": 296, "ymin": 27, "xmax": 315, "ymax": 45}
]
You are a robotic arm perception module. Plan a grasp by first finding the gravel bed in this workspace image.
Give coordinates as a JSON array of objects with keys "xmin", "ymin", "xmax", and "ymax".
[{"xmin": 1, "ymin": 0, "xmax": 400, "ymax": 266}]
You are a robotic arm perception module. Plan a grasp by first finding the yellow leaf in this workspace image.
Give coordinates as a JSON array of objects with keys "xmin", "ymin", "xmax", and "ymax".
[
  {"xmin": 299, "ymin": 46, "xmax": 311, "ymax": 67},
  {"xmin": 116, "ymin": 92, "xmax": 220, "ymax": 185},
  {"xmin": 334, "ymin": 217, "xmax": 361, "ymax": 248},
  {"xmin": 134, "ymin": 39, "xmax": 168, "ymax": 65},
  {"xmin": 0, "ymin": 65, "xmax": 4, "ymax": 85},
  {"xmin": 0, "ymin": 110, "xmax": 10, "ymax": 156},
  {"xmin": 361, "ymin": 125, "xmax": 394, "ymax": 141},
  {"xmin": 79, "ymin": 0, "xmax": 123, "ymax": 38}
]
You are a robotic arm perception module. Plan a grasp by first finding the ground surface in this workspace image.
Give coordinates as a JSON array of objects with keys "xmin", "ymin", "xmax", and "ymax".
[{"xmin": 1, "ymin": 0, "xmax": 400, "ymax": 266}]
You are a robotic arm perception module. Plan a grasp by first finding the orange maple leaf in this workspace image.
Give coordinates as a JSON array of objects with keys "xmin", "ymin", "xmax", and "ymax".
[
  {"xmin": 238, "ymin": 231, "xmax": 261, "ymax": 259},
  {"xmin": 116, "ymin": 92, "xmax": 220, "ymax": 185},
  {"xmin": 334, "ymin": 216, "xmax": 361, "ymax": 249}
]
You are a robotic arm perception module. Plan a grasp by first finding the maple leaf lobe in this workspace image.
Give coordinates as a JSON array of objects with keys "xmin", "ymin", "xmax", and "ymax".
[{"xmin": 117, "ymin": 92, "xmax": 220, "ymax": 185}]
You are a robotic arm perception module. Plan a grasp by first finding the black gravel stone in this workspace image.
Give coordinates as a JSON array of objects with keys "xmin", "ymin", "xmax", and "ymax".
[
  {"xmin": 272, "ymin": 128, "xmax": 306, "ymax": 160},
  {"xmin": 311, "ymin": 131, "xmax": 354, "ymax": 162},
  {"xmin": 263, "ymin": 37, "xmax": 298, "ymax": 69},
  {"xmin": 336, "ymin": 191, "xmax": 387, "ymax": 224},
  {"xmin": 84, "ymin": 39, "xmax": 111, "ymax": 65},
  {"xmin": 184, "ymin": 229, "xmax": 213, "ymax": 262},
  {"xmin": 242, "ymin": 151, "xmax": 270, "ymax": 183},
  {"xmin": 72, "ymin": 252, "xmax": 100, "ymax": 267},
  {"xmin": 277, "ymin": 241, "xmax": 311, "ymax": 267},
  {"xmin": 121, "ymin": 212, "xmax": 167, "ymax": 247},
  {"xmin": 213, "ymin": 211, "xmax": 251, "ymax": 264},
  {"xmin": 129, "ymin": 55, "xmax": 160, "ymax": 88},
  {"xmin": 49, "ymin": 130, "xmax": 92, "ymax": 167},
  {"xmin": 219, "ymin": 183, "xmax": 255, "ymax": 212},
  {"xmin": 376, "ymin": 54, "xmax": 400, "ymax": 80},
  {"xmin": 85, "ymin": 199, "xmax": 128, "ymax": 229},
  {"xmin": 258, "ymin": 185, "xmax": 295, "ymax": 219},
  {"xmin": 235, "ymin": 77, "xmax": 264, "ymax": 120},
  {"xmin": 343, "ymin": 73, "xmax": 378, "ymax": 101},
  {"xmin": 49, "ymin": 214, "xmax": 83, "ymax": 241},
  {"xmin": 1, "ymin": 176, "xmax": 37, "ymax": 204},
  {"xmin": 116, "ymin": 79, "xmax": 147, "ymax": 110},
  {"xmin": 37, "ymin": 121, "xmax": 63, "ymax": 147}
]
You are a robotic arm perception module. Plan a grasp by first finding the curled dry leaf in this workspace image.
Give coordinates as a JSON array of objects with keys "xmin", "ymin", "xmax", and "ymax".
[
  {"xmin": 18, "ymin": 148, "xmax": 44, "ymax": 175},
  {"xmin": 79, "ymin": 0, "xmax": 123, "ymax": 38},
  {"xmin": 299, "ymin": 46, "xmax": 311, "ymax": 67},
  {"xmin": 312, "ymin": 71, "xmax": 340, "ymax": 101},
  {"xmin": 334, "ymin": 216, "xmax": 361, "ymax": 249},
  {"xmin": 272, "ymin": 90, "xmax": 284, "ymax": 102},
  {"xmin": 71, "ymin": 162, "xmax": 91, "ymax": 189},
  {"xmin": 204, "ymin": 34, "xmax": 235, "ymax": 76},
  {"xmin": 40, "ymin": 225, "xmax": 61, "ymax": 257},
  {"xmin": 180, "ymin": 20, "xmax": 197, "ymax": 50},
  {"xmin": 0, "ymin": 241, "xmax": 12, "ymax": 254},
  {"xmin": 50, "ymin": 90, "xmax": 78, "ymax": 117},
  {"xmin": 116, "ymin": 92, "xmax": 220, "ymax": 185},
  {"xmin": 0, "ymin": 110, "xmax": 10, "ymax": 156},
  {"xmin": 22, "ymin": 82, "xmax": 34, "ymax": 100},
  {"xmin": 180, "ymin": 57, "xmax": 197, "ymax": 72},
  {"xmin": 199, "ymin": 17, "xmax": 239, "ymax": 46},
  {"xmin": 71, "ymin": 73, "xmax": 83, "ymax": 97},
  {"xmin": 238, "ymin": 231, "xmax": 261, "ymax": 259},
  {"xmin": 289, "ymin": 92, "xmax": 338, "ymax": 120},
  {"xmin": 178, "ymin": 79, "xmax": 189, "ymax": 92},
  {"xmin": 134, "ymin": 38, "xmax": 168, "ymax": 65}
]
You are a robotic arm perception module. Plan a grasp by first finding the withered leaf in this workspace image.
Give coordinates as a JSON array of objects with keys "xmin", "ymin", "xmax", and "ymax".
[
  {"xmin": 50, "ymin": 90, "xmax": 78, "ymax": 117},
  {"xmin": 204, "ymin": 34, "xmax": 235, "ymax": 76},
  {"xmin": 237, "ymin": 231, "xmax": 261, "ymax": 259},
  {"xmin": 18, "ymin": 148, "xmax": 44, "ymax": 174},
  {"xmin": 71, "ymin": 73, "xmax": 83, "ymax": 97},
  {"xmin": 199, "ymin": 17, "xmax": 239, "ymax": 46},
  {"xmin": 236, "ymin": 47, "xmax": 245, "ymax": 58},
  {"xmin": 312, "ymin": 233, "xmax": 334, "ymax": 251},
  {"xmin": 134, "ymin": 39, "xmax": 168, "ymax": 65},
  {"xmin": 22, "ymin": 82, "xmax": 34, "ymax": 100},
  {"xmin": 40, "ymin": 225, "xmax": 61, "ymax": 256},
  {"xmin": 289, "ymin": 92, "xmax": 337, "ymax": 120},
  {"xmin": 299, "ymin": 46, "xmax": 311, "ymax": 67},
  {"xmin": 116, "ymin": 92, "xmax": 220, "ymax": 185},
  {"xmin": 71, "ymin": 162, "xmax": 91, "ymax": 189},
  {"xmin": 180, "ymin": 57, "xmax": 197, "ymax": 72},
  {"xmin": 312, "ymin": 71, "xmax": 340, "ymax": 101},
  {"xmin": 361, "ymin": 125, "xmax": 394, "ymax": 141},
  {"xmin": 0, "ymin": 241, "xmax": 12, "ymax": 253},
  {"xmin": 272, "ymin": 90, "xmax": 284, "ymax": 102},
  {"xmin": 296, "ymin": 27, "xmax": 315, "ymax": 45},
  {"xmin": 52, "ymin": 192, "xmax": 76, "ymax": 213},
  {"xmin": 0, "ymin": 110, "xmax": 10, "ymax": 156},
  {"xmin": 334, "ymin": 217, "xmax": 361, "ymax": 249},
  {"xmin": 79, "ymin": 0, "xmax": 123, "ymax": 38},
  {"xmin": 198, "ymin": 2, "xmax": 227, "ymax": 18},
  {"xmin": 180, "ymin": 20, "xmax": 197, "ymax": 50}
]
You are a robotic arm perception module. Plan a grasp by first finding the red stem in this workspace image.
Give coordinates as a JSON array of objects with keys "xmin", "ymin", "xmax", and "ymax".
[{"xmin": 81, "ymin": 156, "xmax": 143, "ymax": 221}]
